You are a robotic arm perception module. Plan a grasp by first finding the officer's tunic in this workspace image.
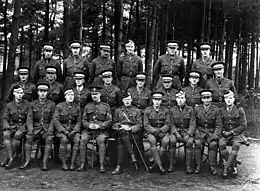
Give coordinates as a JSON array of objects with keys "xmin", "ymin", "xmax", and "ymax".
[
  {"xmin": 127, "ymin": 87, "xmax": 152, "ymax": 110},
  {"xmin": 182, "ymin": 85, "xmax": 203, "ymax": 107},
  {"xmin": 156, "ymin": 87, "xmax": 178, "ymax": 109},
  {"xmin": 7, "ymin": 81, "xmax": 36, "ymax": 102}
]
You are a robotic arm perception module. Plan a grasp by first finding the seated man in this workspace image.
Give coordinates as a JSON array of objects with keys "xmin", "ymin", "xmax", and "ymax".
[
  {"xmin": 1, "ymin": 85, "xmax": 30, "ymax": 169},
  {"xmin": 53, "ymin": 88, "xmax": 81, "ymax": 171},
  {"xmin": 219, "ymin": 90, "xmax": 247, "ymax": 178},
  {"xmin": 194, "ymin": 89, "xmax": 222, "ymax": 175},
  {"xmin": 169, "ymin": 91, "xmax": 196, "ymax": 173},
  {"xmin": 20, "ymin": 82, "xmax": 55, "ymax": 170},
  {"xmin": 143, "ymin": 92, "xmax": 170, "ymax": 174},
  {"xmin": 79, "ymin": 85, "xmax": 112, "ymax": 172},
  {"xmin": 111, "ymin": 92, "xmax": 141, "ymax": 175}
]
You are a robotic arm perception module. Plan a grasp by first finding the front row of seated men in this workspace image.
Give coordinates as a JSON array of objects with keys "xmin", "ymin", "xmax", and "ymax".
[{"xmin": 1, "ymin": 79, "xmax": 247, "ymax": 178}]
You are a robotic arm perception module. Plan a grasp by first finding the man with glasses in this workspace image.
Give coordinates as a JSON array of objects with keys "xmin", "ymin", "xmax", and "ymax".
[
  {"xmin": 192, "ymin": 42, "xmax": 216, "ymax": 88},
  {"xmin": 205, "ymin": 62, "xmax": 237, "ymax": 108},
  {"xmin": 63, "ymin": 40, "xmax": 89, "ymax": 88},
  {"xmin": 7, "ymin": 66, "xmax": 36, "ymax": 102},
  {"xmin": 20, "ymin": 82, "xmax": 56, "ymax": 170},
  {"xmin": 32, "ymin": 43, "xmax": 62, "ymax": 84},
  {"xmin": 153, "ymin": 40, "xmax": 185, "ymax": 91},
  {"xmin": 117, "ymin": 40, "xmax": 143, "ymax": 93},
  {"xmin": 89, "ymin": 43, "xmax": 117, "ymax": 86},
  {"xmin": 194, "ymin": 89, "xmax": 222, "ymax": 175}
]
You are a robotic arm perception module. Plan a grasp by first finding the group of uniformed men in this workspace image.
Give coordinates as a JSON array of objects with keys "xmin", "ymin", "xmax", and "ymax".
[{"xmin": 1, "ymin": 39, "xmax": 247, "ymax": 178}]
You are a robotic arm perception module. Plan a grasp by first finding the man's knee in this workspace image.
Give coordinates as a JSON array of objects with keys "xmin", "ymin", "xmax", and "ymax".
[
  {"xmin": 232, "ymin": 141, "xmax": 241, "ymax": 151},
  {"xmin": 96, "ymin": 134, "xmax": 107, "ymax": 145},
  {"xmin": 73, "ymin": 133, "xmax": 80, "ymax": 144},
  {"xmin": 25, "ymin": 134, "xmax": 33, "ymax": 144},
  {"xmin": 161, "ymin": 136, "xmax": 169, "ymax": 148},
  {"xmin": 147, "ymin": 134, "xmax": 157, "ymax": 147},
  {"xmin": 186, "ymin": 137, "xmax": 194, "ymax": 148},
  {"xmin": 218, "ymin": 138, "xmax": 227, "ymax": 150},
  {"xmin": 14, "ymin": 130, "xmax": 24, "ymax": 140},
  {"xmin": 194, "ymin": 139, "xmax": 202, "ymax": 149},
  {"xmin": 80, "ymin": 132, "xmax": 89, "ymax": 145},
  {"xmin": 209, "ymin": 141, "xmax": 218, "ymax": 150},
  {"xmin": 45, "ymin": 136, "xmax": 53, "ymax": 145},
  {"xmin": 3, "ymin": 131, "xmax": 11, "ymax": 140},
  {"xmin": 169, "ymin": 134, "xmax": 177, "ymax": 147}
]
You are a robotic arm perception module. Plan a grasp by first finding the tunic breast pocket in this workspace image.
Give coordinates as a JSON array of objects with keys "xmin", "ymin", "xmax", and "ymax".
[
  {"xmin": 33, "ymin": 109, "xmax": 41, "ymax": 119},
  {"xmin": 60, "ymin": 113, "xmax": 68, "ymax": 122}
]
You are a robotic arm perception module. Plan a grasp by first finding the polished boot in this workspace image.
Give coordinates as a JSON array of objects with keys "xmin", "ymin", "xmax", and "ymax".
[
  {"xmin": 185, "ymin": 149, "xmax": 193, "ymax": 174},
  {"xmin": 210, "ymin": 166, "xmax": 217, "ymax": 176},
  {"xmin": 209, "ymin": 150, "xmax": 217, "ymax": 175},
  {"xmin": 42, "ymin": 146, "xmax": 51, "ymax": 171},
  {"xmin": 131, "ymin": 154, "xmax": 139, "ymax": 171},
  {"xmin": 99, "ymin": 143, "xmax": 106, "ymax": 173},
  {"xmin": 59, "ymin": 146, "xmax": 68, "ymax": 171},
  {"xmin": 1, "ymin": 158, "xmax": 9, "ymax": 167},
  {"xmin": 224, "ymin": 151, "xmax": 237, "ymax": 177},
  {"xmin": 99, "ymin": 164, "xmax": 106, "ymax": 173},
  {"xmin": 112, "ymin": 165, "xmax": 122, "ymax": 175},
  {"xmin": 61, "ymin": 159, "xmax": 68, "ymax": 171},
  {"xmin": 77, "ymin": 163, "xmax": 85, "ymax": 172},
  {"xmin": 77, "ymin": 144, "xmax": 87, "ymax": 171},
  {"xmin": 168, "ymin": 148, "xmax": 175, "ymax": 173},
  {"xmin": 70, "ymin": 147, "xmax": 79, "ymax": 171},
  {"xmin": 194, "ymin": 149, "xmax": 201, "ymax": 174},
  {"xmin": 4, "ymin": 140, "xmax": 13, "ymax": 169},
  {"xmin": 5, "ymin": 158, "xmax": 14, "ymax": 169},
  {"xmin": 151, "ymin": 148, "xmax": 165, "ymax": 174},
  {"xmin": 20, "ymin": 145, "xmax": 31, "ymax": 169}
]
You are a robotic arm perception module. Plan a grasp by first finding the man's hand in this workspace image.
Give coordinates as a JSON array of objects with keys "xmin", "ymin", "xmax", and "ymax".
[
  {"xmin": 63, "ymin": 130, "xmax": 69, "ymax": 135},
  {"xmin": 183, "ymin": 134, "xmax": 190, "ymax": 142},
  {"xmin": 121, "ymin": 124, "xmax": 131, "ymax": 131},
  {"xmin": 89, "ymin": 123, "xmax": 97, "ymax": 130},
  {"xmin": 210, "ymin": 135, "xmax": 219, "ymax": 141},
  {"xmin": 68, "ymin": 130, "xmax": 76, "ymax": 139},
  {"xmin": 158, "ymin": 132, "xmax": 165, "ymax": 138},
  {"xmin": 153, "ymin": 129, "xmax": 161, "ymax": 136},
  {"xmin": 176, "ymin": 132, "xmax": 182, "ymax": 141},
  {"xmin": 222, "ymin": 131, "xmax": 232, "ymax": 138}
]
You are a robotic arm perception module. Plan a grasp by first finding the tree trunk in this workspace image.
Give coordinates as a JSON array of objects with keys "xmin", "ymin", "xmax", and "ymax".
[
  {"xmin": 153, "ymin": 10, "xmax": 159, "ymax": 64},
  {"xmin": 135, "ymin": 0, "xmax": 141, "ymax": 56},
  {"xmin": 235, "ymin": 41, "xmax": 241, "ymax": 90},
  {"xmin": 248, "ymin": 33, "xmax": 255, "ymax": 88},
  {"xmin": 200, "ymin": 0, "xmax": 206, "ymax": 42},
  {"xmin": 44, "ymin": 0, "xmax": 49, "ymax": 42},
  {"xmin": 79, "ymin": 0, "xmax": 83, "ymax": 42},
  {"xmin": 28, "ymin": 24, "xmax": 33, "ymax": 70},
  {"xmin": 63, "ymin": 0, "xmax": 70, "ymax": 58},
  {"xmin": 238, "ymin": 33, "xmax": 248, "ymax": 93},
  {"xmin": 2, "ymin": 0, "xmax": 8, "ymax": 80},
  {"xmin": 126, "ymin": 0, "xmax": 134, "ymax": 42},
  {"xmin": 102, "ymin": 0, "xmax": 106, "ymax": 42},
  {"xmin": 218, "ymin": 13, "xmax": 226, "ymax": 61},
  {"xmin": 207, "ymin": 0, "xmax": 212, "ymax": 41},
  {"xmin": 19, "ymin": 27, "xmax": 24, "ymax": 67},
  {"xmin": 255, "ymin": 36, "xmax": 259, "ymax": 89}
]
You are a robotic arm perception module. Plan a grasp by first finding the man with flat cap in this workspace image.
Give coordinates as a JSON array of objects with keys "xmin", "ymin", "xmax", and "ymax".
[
  {"xmin": 1, "ymin": 86, "xmax": 30, "ymax": 169},
  {"xmin": 192, "ymin": 42, "xmax": 216, "ymax": 88},
  {"xmin": 182, "ymin": 70, "xmax": 203, "ymax": 107},
  {"xmin": 111, "ymin": 91, "xmax": 141, "ymax": 175},
  {"xmin": 32, "ymin": 43, "xmax": 62, "ymax": 84},
  {"xmin": 7, "ymin": 66, "xmax": 36, "ymax": 102},
  {"xmin": 72, "ymin": 70, "xmax": 91, "ymax": 111},
  {"xmin": 205, "ymin": 61, "xmax": 237, "ymax": 108},
  {"xmin": 117, "ymin": 40, "xmax": 143, "ymax": 93},
  {"xmin": 169, "ymin": 91, "xmax": 196, "ymax": 173},
  {"xmin": 39, "ymin": 65, "xmax": 64, "ymax": 104},
  {"xmin": 156, "ymin": 74, "xmax": 178, "ymax": 109},
  {"xmin": 193, "ymin": 89, "xmax": 222, "ymax": 175},
  {"xmin": 127, "ymin": 72, "xmax": 152, "ymax": 111},
  {"xmin": 63, "ymin": 40, "xmax": 90, "ymax": 88},
  {"xmin": 89, "ymin": 43, "xmax": 117, "ymax": 86},
  {"xmin": 53, "ymin": 87, "xmax": 82, "ymax": 171},
  {"xmin": 219, "ymin": 90, "xmax": 247, "ymax": 178},
  {"xmin": 144, "ymin": 92, "xmax": 171, "ymax": 174},
  {"xmin": 153, "ymin": 40, "xmax": 185, "ymax": 91},
  {"xmin": 79, "ymin": 85, "xmax": 112, "ymax": 172},
  {"xmin": 20, "ymin": 82, "xmax": 56, "ymax": 170},
  {"xmin": 100, "ymin": 69, "xmax": 122, "ymax": 116}
]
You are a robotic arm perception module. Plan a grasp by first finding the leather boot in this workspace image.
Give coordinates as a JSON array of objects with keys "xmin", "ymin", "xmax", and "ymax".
[
  {"xmin": 99, "ymin": 143, "xmax": 106, "ymax": 173},
  {"xmin": 61, "ymin": 159, "xmax": 68, "ymax": 171},
  {"xmin": 112, "ymin": 165, "xmax": 122, "ymax": 175},
  {"xmin": 20, "ymin": 144, "xmax": 31, "ymax": 169},
  {"xmin": 4, "ymin": 140, "xmax": 13, "ymax": 169},
  {"xmin": 185, "ymin": 149, "xmax": 193, "ymax": 174},
  {"xmin": 70, "ymin": 147, "xmax": 79, "ymax": 171},
  {"xmin": 168, "ymin": 149, "xmax": 175, "ymax": 173},
  {"xmin": 1, "ymin": 158, "xmax": 9, "ymax": 167},
  {"xmin": 209, "ymin": 150, "xmax": 217, "ymax": 176},
  {"xmin": 151, "ymin": 148, "xmax": 165, "ymax": 174},
  {"xmin": 223, "ymin": 151, "xmax": 237, "ymax": 177},
  {"xmin": 12, "ymin": 139, "xmax": 20, "ymax": 156},
  {"xmin": 194, "ymin": 149, "xmax": 201, "ymax": 174},
  {"xmin": 77, "ymin": 144, "xmax": 87, "ymax": 171},
  {"xmin": 131, "ymin": 154, "xmax": 139, "ymax": 171},
  {"xmin": 42, "ymin": 146, "xmax": 51, "ymax": 171},
  {"xmin": 5, "ymin": 158, "xmax": 14, "ymax": 169},
  {"xmin": 59, "ymin": 146, "xmax": 68, "ymax": 171}
]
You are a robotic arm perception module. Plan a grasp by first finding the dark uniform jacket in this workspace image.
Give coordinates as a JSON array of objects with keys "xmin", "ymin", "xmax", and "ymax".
[
  {"xmin": 3, "ymin": 100, "xmax": 30, "ymax": 133},
  {"xmin": 127, "ymin": 87, "xmax": 152, "ymax": 110},
  {"xmin": 32, "ymin": 58, "xmax": 62, "ymax": 83},
  {"xmin": 219, "ymin": 105, "xmax": 247, "ymax": 140},
  {"xmin": 27, "ymin": 99, "xmax": 55, "ymax": 135},
  {"xmin": 182, "ymin": 85, "xmax": 202, "ymax": 107},
  {"xmin": 82, "ymin": 101, "xmax": 112, "ymax": 131},
  {"xmin": 156, "ymin": 87, "xmax": 178, "ymax": 109},
  {"xmin": 73, "ymin": 87, "xmax": 91, "ymax": 110},
  {"xmin": 192, "ymin": 58, "xmax": 215, "ymax": 79},
  {"xmin": 153, "ymin": 54, "xmax": 185, "ymax": 87},
  {"xmin": 143, "ymin": 106, "xmax": 170, "ymax": 135},
  {"xmin": 169, "ymin": 104, "xmax": 196, "ymax": 136},
  {"xmin": 113, "ymin": 105, "xmax": 142, "ymax": 133},
  {"xmin": 53, "ymin": 102, "xmax": 82, "ymax": 134},
  {"xmin": 63, "ymin": 55, "xmax": 89, "ymax": 87},
  {"xmin": 194, "ymin": 104, "xmax": 222, "ymax": 139},
  {"xmin": 7, "ymin": 81, "xmax": 36, "ymax": 102},
  {"xmin": 205, "ymin": 77, "xmax": 237, "ymax": 104}
]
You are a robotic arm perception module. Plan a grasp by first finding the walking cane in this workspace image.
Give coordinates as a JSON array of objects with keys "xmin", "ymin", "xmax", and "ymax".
[
  {"xmin": 131, "ymin": 133, "xmax": 149, "ymax": 172},
  {"xmin": 92, "ymin": 130, "xmax": 95, "ymax": 168}
]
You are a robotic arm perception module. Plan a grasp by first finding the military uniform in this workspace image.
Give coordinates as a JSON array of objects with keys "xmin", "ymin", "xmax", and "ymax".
[
  {"xmin": 73, "ymin": 87, "xmax": 91, "ymax": 110},
  {"xmin": 169, "ymin": 104, "xmax": 196, "ymax": 173},
  {"xmin": 53, "ymin": 101, "xmax": 82, "ymax": 170},
  {"xmin": 117, "ymin": 53, "xmax": 143, "ymax": 93},
  {"xmin": 127, "ymin": 87, "xmax": 151, "ymax": 110},
  {"xmin": 79, "ymin": 101, "xmax": 112, "ymax": 172},
  {"xmin": 21, "ymin": 99, "xmax": 55, "ymax": 169},
  {"xmin": 2, "ymin": 100, "xmax": 30, "ymax": 168},
  {"xmin": 153, "ymin": 54, "xmax": 185, "ymax": 90},
  {"xmin": 7, "ymin": 81, "xmax": 36, "ymax": 102},
  {"xmin": 192, "ymin": 58, "xmax": 215, "ymax": 79},
  {"xmin": 182, "ymin": 85, "xmax": 202, "ymax": 107},
  {"xmin": 194, "ymin": 104, "xmax": 222, "ymax": 174},
  {"xmin": 63, "ymin": 55, "xmax": 89, "ymax": 88},
  {"xmin": 156, "ymin": 87, "xmax": 178, "ymax": 109},
  {"xmin": 144, "ymin": 95, "xmax": 170, "ymax": 173}
]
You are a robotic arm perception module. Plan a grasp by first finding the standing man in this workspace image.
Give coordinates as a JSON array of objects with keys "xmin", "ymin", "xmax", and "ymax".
[
  {"xmin": 1, "ymin": 86, "xmax": 30, "ymax": 169},
  {"xmin": 7, "ymin": 66, "xmax": 36, "ymax": 102},
  {"xmin": 182, "ymin": 70, "xmax": 203, "ymax": 107},
  {"xmin": 63, "ymin": 40, "xmax": 89, "ymax": 88},
  {"xmin": 111, "ymin": 92, "xmax": 141, "ymax": 174},
  {"xmin": 169, "ymin": 91, "xmax": 196, "ymax": 173},
  {"xmin": 156, "ymin": 74, "xmax": 178, "ymax": 109},
  {"xmin": 79, "ymin": 85, "xmax": 112, "ymax": 172},
  {"xmin": 53, "ymin": 88, "xmax": 82, "ymax": 171},
  {"xmin": 219, "ymin": 90, "xmax": 247, "ymax": 178},
  {"xmin": 32, "ymin": 43, "xmax": 62, "ymax": 84},
  {"xmin": 127, "ymin": 72, "xmax": 152, "ymax": 111},
  {"xmin": 205, "ymin": 62, "xmax": 237, "ymax": 108},
  {"xmin": 89, "ymin": 43, "xmax": 117, "ymax": 86},
  {"xmin": 153, "ymin": 40, "xmax": 185, "ymax": 90},
  {"xmin": 193, "ymin": 90, "xmax": 223, "ymax": 175},
  {"xmin": 143, "ymin": 92, "xmax": 171, "ymax": 174},
  {"xmin": 20, "ymin": 82, "xmax": 55, "ymax": 170},
  {"xmin": 192, "ymin": 42, "xmax": 215, "ymax": 88},
  {"xmin": 117, "ymin": 40, "xmax": 143, "ymax": 93}
]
